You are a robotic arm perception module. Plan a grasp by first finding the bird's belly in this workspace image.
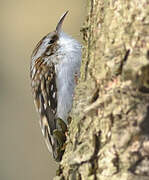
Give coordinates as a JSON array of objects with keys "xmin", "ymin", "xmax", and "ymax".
[{"xmin": 56, "ymin": 65, "xmax": 75, "ymax": 124}]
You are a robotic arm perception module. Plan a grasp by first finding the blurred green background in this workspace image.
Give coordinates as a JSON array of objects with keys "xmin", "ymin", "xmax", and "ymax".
[{"xmin": 0, "ymin": 0, "xmax": 86, "ymax": 179}]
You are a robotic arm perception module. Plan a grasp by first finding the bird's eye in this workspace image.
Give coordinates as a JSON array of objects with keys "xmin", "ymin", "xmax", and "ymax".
[{"xmin": 48, "ymin": 39, "xmax": 55, "ymax": 44}]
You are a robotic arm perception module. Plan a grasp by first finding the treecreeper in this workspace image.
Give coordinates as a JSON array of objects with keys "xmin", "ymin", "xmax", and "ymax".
[{"xmin": 30, "ymin": 11, "xmax": 82, "ymax": 161}]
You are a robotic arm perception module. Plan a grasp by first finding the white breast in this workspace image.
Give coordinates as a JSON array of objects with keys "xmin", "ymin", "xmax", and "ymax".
[{"xmin": 55, "ymin": 32, "xmax": 82, "ymax": 123}]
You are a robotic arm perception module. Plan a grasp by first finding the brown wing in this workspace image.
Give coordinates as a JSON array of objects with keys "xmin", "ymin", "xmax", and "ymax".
[{"xmin": 30, "ymin": 57, "xmax": 57, "ymax": 152}]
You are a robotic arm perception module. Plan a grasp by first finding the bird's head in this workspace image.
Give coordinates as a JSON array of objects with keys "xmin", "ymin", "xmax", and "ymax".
[{"xmin": 31, "ymin": 11, "xmax": 69, "ymax": 60}]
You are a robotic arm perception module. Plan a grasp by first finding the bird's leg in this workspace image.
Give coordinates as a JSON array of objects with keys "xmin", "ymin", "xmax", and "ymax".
[
  {"xmin": 67, "ymin": 116, "xmax": 72, "ymax": 124},
  {"xmin": 74, "ymin": 72, "xmax": 79, "ymax": 85}
]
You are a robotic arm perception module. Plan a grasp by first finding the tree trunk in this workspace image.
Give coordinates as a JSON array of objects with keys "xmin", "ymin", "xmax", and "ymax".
[{"xmin": 54, "ymin": 0, "xmax": 149, "ymax": 179}]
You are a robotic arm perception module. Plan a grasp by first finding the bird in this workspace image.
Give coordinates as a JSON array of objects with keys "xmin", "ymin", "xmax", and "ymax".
[{"xmin": 30, "ymin": 11, "xmax": 82, "ymax": 161}]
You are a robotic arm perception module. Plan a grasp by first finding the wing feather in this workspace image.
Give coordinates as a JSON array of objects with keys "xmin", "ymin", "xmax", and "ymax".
[{"xmin": 30, "ymin": 58, "xmax": 57, "ymax": 152}]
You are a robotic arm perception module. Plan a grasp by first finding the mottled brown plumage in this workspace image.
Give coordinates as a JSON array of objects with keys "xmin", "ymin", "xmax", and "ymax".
[{"xmin": 30, "ymin": 11, "xmax": 82, "ymax": 161}]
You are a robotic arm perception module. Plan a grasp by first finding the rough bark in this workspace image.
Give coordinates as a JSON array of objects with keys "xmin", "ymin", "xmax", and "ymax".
[{"xmin": 54, "ymin": 0, "xmax": 149, "ymax": 180}]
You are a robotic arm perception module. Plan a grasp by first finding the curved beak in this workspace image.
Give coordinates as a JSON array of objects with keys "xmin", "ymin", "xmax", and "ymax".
[{"xmin": 56, "ymin": 11, "xmax": 69, "ymax": 34}]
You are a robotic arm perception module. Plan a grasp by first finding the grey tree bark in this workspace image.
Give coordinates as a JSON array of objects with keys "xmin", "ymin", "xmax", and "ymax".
[{"xmin": 54, "ymin": 0, "xmax": 149, "ymax": 179}]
